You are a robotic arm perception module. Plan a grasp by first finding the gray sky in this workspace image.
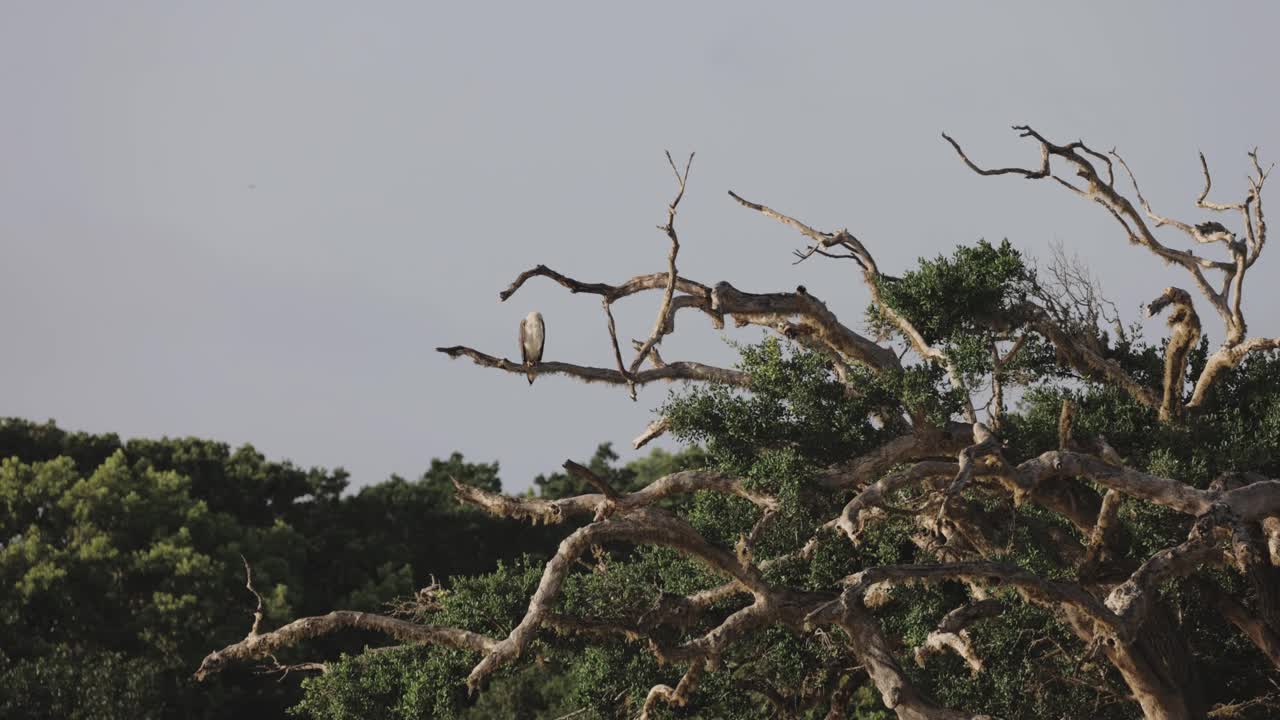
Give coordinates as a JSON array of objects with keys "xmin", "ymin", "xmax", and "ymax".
[{"xmin": 3, "ymin": 2, "xmax": 1277, "ymax": 493}]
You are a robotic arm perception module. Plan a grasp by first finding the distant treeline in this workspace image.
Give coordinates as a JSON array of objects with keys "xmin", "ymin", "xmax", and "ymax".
[{"xmin": 0, "ymin": 418, "xmax": 698, "ymax": 719}]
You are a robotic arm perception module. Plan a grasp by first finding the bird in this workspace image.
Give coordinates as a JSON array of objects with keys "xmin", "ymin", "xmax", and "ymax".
[
  {"xmin": 1193, "ymin": 221, "xmax": 1233, "ymax": 244},
  {"xmin": 519, "ymin": 311, "xmax": 545, "ymax": 385}
]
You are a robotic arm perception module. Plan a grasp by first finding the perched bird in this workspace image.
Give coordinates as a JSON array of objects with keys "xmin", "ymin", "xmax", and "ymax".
[
  {"xmin": 1193, "ymin": 221, "xmax": 1233, "ymax": 244},
  {"xmin": 519, "ymin": 311, "xmax": 545, "ymax": 385}
]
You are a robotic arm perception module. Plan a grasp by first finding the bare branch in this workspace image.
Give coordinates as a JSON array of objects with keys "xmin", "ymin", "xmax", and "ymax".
[
  {"xmin": 817, "ymin": 424, "xmax": 974, "ymax": 490},
  {"xmin": 436, "ymin": 345, "xmax": 748, "ymax": 387},
  {"xmin": 727, "ymin": 189, "xmax": 977, "ymax": 419},
  {"xmin": 454, "ymin": 469, "xmax": 777, "ymax": 525},
  {"xmin": 941, "ymin": 131, "xmax": 1049, "ymax": 179},
  {"xmin": 242, "ymin": 555, "xmax": 264, "ymax": 638},
  {"xmin": 1078, "ymin": 490, "xmax": 1123, "ymax": 581},
  {"xmin": 836, "ymin": 561, "xmax": 1121, "ymax": 633},
  {"xmin": 946, "ymin": 127, "xmax": 1235, "ymax": 326},
  {"xmin": 630, "ymin": 152, "xmax": 694, "ymax": 377},
  {"xmin": 632, "ymin": 416, "xmax": 670, "ymax": 450},
  {"xmin": 500, "ymin": 266, "xmax": 710, "ymax": 304},
  {"xmin": 195, "ymin": 611, "xmax": 496, "ymax": 681},
  {"xmin": 1197, "ymin": 151, "xmax": 1249, "ymax": 213},
  {"xmin": 1188, "ymin": 337, "xmax": 1280, "ymax": 410},
  {"xmin": 465, "ymin": 508, "xmax": 769, "ymax": 691},
  {"xmin": 563, "ymin": 459, "xmax": 618, "ymax": 499},
  {"xmin": 602, "ymin": 299, "xmax": 636, "ymax": 399},
  {"xmin": 640, "ymin": 661, "xmax": 704, "ymax": 720},
  {"xmin": 914, "ymin": 599, "xmax": 1004, "ymax": 674}
]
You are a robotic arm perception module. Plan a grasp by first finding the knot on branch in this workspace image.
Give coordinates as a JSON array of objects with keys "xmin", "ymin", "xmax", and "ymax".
[
  {"xmin": 1192, "ymin": 502, "xmax": 1238, "ymax": 541},
  {"xmin": 452, "ymin": 478, "xmax": 565, "ymax": 524}
]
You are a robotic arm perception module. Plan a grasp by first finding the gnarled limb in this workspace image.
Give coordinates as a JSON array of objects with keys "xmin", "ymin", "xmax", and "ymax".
[
  {"xmin": 913, "ymin": 599, "xmax": 1004, "ymax": 675},
  {"xmin": 816, "ymin": 421, "xmax": 976, "ymax": 490},
  {"xmin": 835, "ymin": 602, "xmax": 992, "ymax": 720},
  {"xmin": 836, "ymin": 460, "xmax": 959, "ymax": 543},
  {"xmin": 1205, "ymin": 584, "xmax": 1280, "ymax": 669},
  {"xmin": 195, "ymin": 611, "xmax": 497, "ymax": 681},
  {"xmin": 453, "ymin": 468, "xmax": 777, "ymax": 526},
  {"xmin": 948, "ymin": 126, "xmax": 1274, "ymax": 417},
  {"xmin": 436, "ymin": 345, "xmax": 748, "ymax": 387},
  {"xmin": 639, "ymin": 661, "xmax": 704, "ymax": 720},
  {"xmin": 465, "ymin": 507, "xmax": 769, "ymax": 691},
  {"xmin": 1018, "ymin": 451, "xmax": 1213, "ymax": 517},
  {"xmin": 1146, "ymin": 287, "xmax": 1202, "ymax": 421},
  {"xmin": 1187, "ymin": 336, "xmax": 1280, "ymax": 410},
  {"xmin": 729, "ymin": 190, "xmax": 979, "ymax": 421},
  {"xmin": 1104, "ymin": 527, "xmax": 1227, "ymax": 631},
  {"xmin": 1078, "ymin": 489, "xmax": 1124, "ymax": 581},
  {"xmin": 499, "ymin": 265, "xmax": 711, "ymax": 304},
  {"xmin": 630, "ymin": 152, "xmax": 693, "ymax": 381},
  {"xmin": 632, "ymin": 416, "xmax": 669, "ymax": 449},
  {"xmin": 835, "ymin": 561, "xmax": 1121, "ymax": 634}
]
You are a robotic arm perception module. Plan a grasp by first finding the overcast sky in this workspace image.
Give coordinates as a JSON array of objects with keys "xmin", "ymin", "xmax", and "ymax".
[{"xmin": 3, "ymin": 2, "xmax": 1277, "ymax": 492}]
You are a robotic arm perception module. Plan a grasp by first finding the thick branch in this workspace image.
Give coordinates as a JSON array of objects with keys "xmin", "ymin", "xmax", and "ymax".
[
  {"xmin": 728, "ymin": 190, "xmax": 976, "ymax": 419},
  {"xmin": 1145, "ymin": 287, "xmax": 1202, "ymax": 421},
  {"xmin": 499, "ymin": 266, "xmax": 710, "ymax": 304},
  {"xmin": 1104, "ymin": 528, "xmax": 1225, "ymax": 630},
  {"xmin": 817, "ymin": 423, "xmax": 975, "ymax": 490},
  {"xmin": 465, "ymin": 508, "xmax": 769, "ymax": 691},
  {"xmin": 710, "ymin": 281, "xmax": 901, "ymax": 371},
  {"xmin": 1206, "ymin": 584, "xmax": 1280, "ymax": 669},
  {"xmin": 436, "ymin": 346, "xmax": 749, "ymax": 387},
  {"xmin": 639, "ymin": 662, "xmax": 705, "ymax": 720},
  {"xmin": 835, "ymin": 602, "xmax": 992, "ymax": 720},
  {"xmin": 837, "ymin": 460, "xmax": 958, "ymax": 543},
  {"xmin": 913, "ymin": 599, "xmax": 1004, "ymax": 675},
  {"xmin": 1187, "ymin": 337, "xmax": 1280, "ymax": 410},
  {"xmin": 837, "ymin": 561, "xmax": 1120, "ymax": 633},
  {"xmin": 453, "ymin": 469, "xmax": 777, "ymax": 525},
  {"xmin": 1078, "ymin": 489, "xmax": 1123, "ymax": 581},
  {"xmin": 1018, "ymin": 451, "xmax": 1213, "ymax": 517},
  {"xmin": 194, "ymin": 611, "xmax": 496, "ymax": 681}
]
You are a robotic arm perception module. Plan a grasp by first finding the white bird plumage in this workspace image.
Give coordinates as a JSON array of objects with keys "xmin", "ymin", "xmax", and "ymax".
[{"xmin": 519, "ymin": 311, "xmax": 545, "ymax": 385}]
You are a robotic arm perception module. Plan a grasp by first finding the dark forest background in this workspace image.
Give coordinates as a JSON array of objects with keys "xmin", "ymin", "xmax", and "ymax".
[{"xmin": 0, "ymin": 417, "xmax": 698, "ymax": 719}]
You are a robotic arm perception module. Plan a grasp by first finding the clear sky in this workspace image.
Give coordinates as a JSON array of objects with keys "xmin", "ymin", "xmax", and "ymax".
[{"xmin": 3, "ymin": 2, "xmax": 1277, "ymax": 492}]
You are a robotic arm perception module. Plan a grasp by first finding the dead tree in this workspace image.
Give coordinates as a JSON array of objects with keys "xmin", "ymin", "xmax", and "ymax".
[{"xmin": 197, "ymin": 133, "xmax": 1280, "ymax": 720}]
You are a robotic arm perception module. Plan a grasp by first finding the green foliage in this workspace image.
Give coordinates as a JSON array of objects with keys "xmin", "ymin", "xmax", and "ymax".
[
  {"xmin": 534, "ymin": 443, "xmax": 706, "ymax": 500},
  {"xmin": 0, "ymin": 419, "xmax": 566, "ymax": 719},
  {"xmin": 0, "ymin": 450, "xmax": 299, "ymax": 717},
  {"xmin": 10, "ymin": 237, "xmax": 1280, "ymax": 719},
  {"xmin": 873, "ymin": 239, "xmax": 1032, "ymax": 343},
  {"xmin": 0, "ymin": 646, "xmax": 163, "ymax": 720},
  {"xmin": 284, "ymin": 242, "xmax": 1280, "ymax": 719},
  {"xmin": 871, "ymin": 239, "xmax": 1033, "ymax": 380},
  {"xmin": 664, "ymin": 336, "xmax": 884, "ymax": 471},
  {"xmin": 295, "ymin": 559, "xmax": 547, "ymax": 720}
]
